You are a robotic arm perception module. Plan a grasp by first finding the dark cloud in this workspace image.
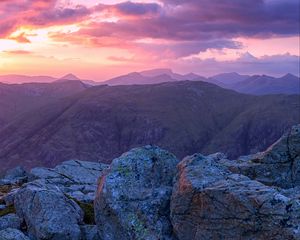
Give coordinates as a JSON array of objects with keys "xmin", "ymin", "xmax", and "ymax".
[
  {"xmin": 114, "ymin": 1, "xmax": 161, "ymax": 15},
  {"xmin": 73, "ymin": 0, "xmax": 299, "ymax": 49},
  {"xmin": 137, "ymin": 40, "xmax": 242, "ymax": 58}
]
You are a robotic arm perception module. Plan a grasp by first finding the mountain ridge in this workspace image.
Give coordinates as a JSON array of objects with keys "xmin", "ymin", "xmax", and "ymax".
[{"xmin": 0, "ymin": 80, "xmax": 298, "ymax": 170}]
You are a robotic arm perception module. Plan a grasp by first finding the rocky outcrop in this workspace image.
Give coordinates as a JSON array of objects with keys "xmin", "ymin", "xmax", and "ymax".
[
  {"xmin": 221, "ymin": 124, "xmax": 300, "ymax": 188},
  {"xmin": 0, "ymin": 159, "xmax": 108, "ymax": 240},
  {"xmin": 30, "ymin": 160, "xmax": 109, "ymax": 203},
  {"xmin": 170, "ymin": 153, "xmax": 300, "ymax": 240},
  {"xmin": 0, "ymin": 125, "xmax": 299, "ymax": 240},
  {"xmin": 14, "ymin": 180, "xmax": 84, "ymax": 240},
  {"xmin": 94, "ymin": 145, "xmax": 179, "ymax": 240}
]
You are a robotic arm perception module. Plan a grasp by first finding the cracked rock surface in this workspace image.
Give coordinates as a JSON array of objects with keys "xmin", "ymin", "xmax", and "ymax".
[
  {"xmin": 221, "ymin": 124, "xmax": 300, "ymax": 188},
  {"xmin": 94, "ymin": 145, "xmax": 179, "ymax": 240},
  {"xmin": 170, "ymin": 139, "xmax": 300, "ymax": 240},
  {"xmin": 0, "ymin": 125, "xmax": 299, "ymax": 239}
]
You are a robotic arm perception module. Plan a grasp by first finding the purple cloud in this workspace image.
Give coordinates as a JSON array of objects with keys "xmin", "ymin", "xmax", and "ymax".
[
  {"xmin": 0, "ymin": 0, "xmax": 90, "ymax": 37},
  {"xmin": 173, "ymin": 53, "xmax": 300, "ymax": 77},
  {"xmin": 115, "ymin": 1, "xmax": 161, "ymax": 15}
]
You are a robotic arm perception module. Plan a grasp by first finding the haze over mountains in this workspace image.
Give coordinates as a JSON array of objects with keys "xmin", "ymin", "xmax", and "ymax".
[
  {"xmin": 0, "ymin": 80, "xmax": 89, "ymax": 129},
  {"xmin": 0, "ymin": 69, "xmax": 299, "ymax": 170},
  {"xmin": 1, "ymin": 69, "xmax": 299, "ymax": 95},
  {"xmin": 0, "ymin": 80, "xmax": 298, "ymax": 171},
  {"xmin": 103, "ymin": 69, "xmax": 300, "ymax": 95}
]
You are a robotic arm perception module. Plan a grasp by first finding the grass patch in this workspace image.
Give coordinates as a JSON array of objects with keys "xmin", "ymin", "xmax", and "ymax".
[
  {"xmin": 65, "ymin": 195, "xmax": 95, "ymax": 224},
  {"xmin": 0, "ymin": 185, "xmax": 14, "ymax": 194}
]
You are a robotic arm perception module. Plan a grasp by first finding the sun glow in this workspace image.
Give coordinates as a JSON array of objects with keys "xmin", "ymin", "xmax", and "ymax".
[{"xmin": 0, "ymin": 39, "xmax": 24, "ymax": 52}]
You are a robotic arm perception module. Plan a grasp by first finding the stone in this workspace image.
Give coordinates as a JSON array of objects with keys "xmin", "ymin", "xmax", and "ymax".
[
  {"xmin": 54, "ymin": 160, "xmax": 109, "ymax": 184},
  {"xmin": 4, "ymin": 167, "xmax": 27, "ymax": 184},
  {"xmin": 222, "ymin": 124, "xmax": 300, "ymax": 188},
  {"xmin": 30, "ymin": 167, "xmax": 61, "ymax": 180},
  {"xmin": 95, "ymin": 145, "xmax": 179, "ymax": 240},
  {"xmin": 30, "ymin": 160, "xmax": 108, "ymax": 203},
  {"xmin": 170, "ymin": 153, "xmax": 300, "ymax": 240},
  {"xmin": 0, "ymin": 214, "xmax": 21, "ymax": 230},
  {"xmin": 0, "ymin": 228, "xmax": 30, "ymax": 240},
  {"xmin": 3, "ymin": 188, "xmax": 20, "ymax": 206},
  {"xmin": 14, "ymin": 180, "xmax": 84, "ymax": 240}
]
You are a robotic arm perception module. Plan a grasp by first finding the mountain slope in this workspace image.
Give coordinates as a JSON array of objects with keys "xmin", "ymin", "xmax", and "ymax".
[
  {"xmin": 0, "ymin": 81, "xmax": 298, "ymax": 170},
  {"xmin": 0, "ymin": 80, "xmax": 89, "ymax": 129},
  {"xmin": 210, "ymin": 72, "xmax": 250, "ymax": 85},
  {"xmin": 227, "ymin": 74, "xmax": 300, "ymax": 95},
  {"xmin": 0, "ymin": 75, "xmax": 56, "ymax": 84},
  {"xmin": 104, "ymin": 69, "xmax": 206, "ymax": 85}
]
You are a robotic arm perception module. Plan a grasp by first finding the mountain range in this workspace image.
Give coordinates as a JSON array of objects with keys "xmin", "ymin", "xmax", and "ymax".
[
  {"xmin": 0, "ymin": 80, "xmax": 89, "ymax": 129},
  {"xmin": 104, "ymin": 70, "xmax": 300, "ymax": 95},
  {"xmin": 1, "ymin": 69, "xmax": 299, "ymax": 95},
  {"xmin": 0, "ymin": 80, "xmax": 298, "ymax": 170}
]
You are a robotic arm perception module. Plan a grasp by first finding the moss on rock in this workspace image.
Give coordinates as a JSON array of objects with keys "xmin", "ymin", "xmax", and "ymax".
[{"xmin": 0, "ymin": 205, "xmax": 16, "ymax": 217}]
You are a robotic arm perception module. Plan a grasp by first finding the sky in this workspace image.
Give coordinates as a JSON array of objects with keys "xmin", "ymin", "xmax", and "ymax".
[{"xmin": 0, "ymin": 0, "xmax": 299, "ymax": 80}]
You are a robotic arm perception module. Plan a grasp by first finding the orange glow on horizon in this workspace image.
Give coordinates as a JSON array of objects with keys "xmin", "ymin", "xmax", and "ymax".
[{"xmin": 0, "ymin": 0, "xmax": 298, "ymax": 79}]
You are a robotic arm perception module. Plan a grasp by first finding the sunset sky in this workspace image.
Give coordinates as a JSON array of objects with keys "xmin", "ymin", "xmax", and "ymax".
[{"xmin": 0, "ymin": 0, "xmax": 299, "ymax": 80}]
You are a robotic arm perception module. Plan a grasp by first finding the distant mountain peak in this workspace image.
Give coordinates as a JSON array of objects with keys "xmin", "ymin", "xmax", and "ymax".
[
  {"xmin": 281, "ymin": 73, "xmax": 297, "ymax": 79},
  {"xmin": 140, "ymin": 68, "xmax": 174, "ymax": 77},
  {"xmin": 60, "ymin": 73, "xmax": 80, "ymax": 81}
]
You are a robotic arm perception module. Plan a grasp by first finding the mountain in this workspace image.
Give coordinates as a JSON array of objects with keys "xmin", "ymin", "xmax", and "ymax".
[
  {"xmin": 104, "ymin": 69, "xmax": 206, "ymax": 85},
  {"xmin": 59, "ymin": 73, "xmax": 81, "ymax": 81},
  {"xmin": 57, "ymin": 73, "xmax": 100, "ymax": 86},
  {"xmin": 210, "ymin": 72, "xmax": 250, "ymax": 85},
  {"xmin": 105, "ymin": 70, "xmax": 299, "ymax": 95},
  {"xmin": 140, "ymin": 68, "xmax": 204, "ymax": 80},
  {"xmin": 0, "ymin": 80, "xmax": 89, "ymax": 129},
  {"xmin": 0, "ymin": 81, "xmax": 298, "ymax": 170},
  {"xmin": 139, "ymin": 68, "xmax": 177, "ymax": 77},
  {"xmin": 0, "ymin": 74, "xmax": 56, "ymax": 84},
  {"xmin": 0, "ymin": 73, "xmax": 99, "ymax": 86},
  {"xmin": 231, "ymin": 73, "xmax": 300, "ymax": 95}
]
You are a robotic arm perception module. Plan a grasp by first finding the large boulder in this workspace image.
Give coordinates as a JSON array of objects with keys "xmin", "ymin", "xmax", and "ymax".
[
  {"xmin": 0, "ymin": 228, "xmax": 30, "ymax": 240},
  {"xmin": 14, "ymin": 180, "xmax": 84, "ymax": 240},
  {"xmin": 94, "ymin": 145, "xmax": 179, "ymax": 240},
  {"xmin": 222, "ymin": 124, "xmax": 300, "ymax": 188},
  {"xmin": 170, "ymin": 153, "xmax": 300, "ymax": 240}
]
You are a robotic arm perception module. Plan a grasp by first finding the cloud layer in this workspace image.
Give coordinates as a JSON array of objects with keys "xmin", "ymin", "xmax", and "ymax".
[{"xmin": 0, "ymin": 0, "xmax": 299, "ymax": 77}]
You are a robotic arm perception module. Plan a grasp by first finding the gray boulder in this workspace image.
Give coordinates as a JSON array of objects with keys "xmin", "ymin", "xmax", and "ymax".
[
  {"xmin": 0, "ymin": 228, "xmax": 29, "ymax": 240},
  {"xmin": 0, "ymin": 213, "xmax": 21, "ymax": 230},
  {"xmin": 14, "ymin": 180, "xmax": 84, "ymax": 240},
  {"xmin": 3, "ymin": 188, "xmax": 20, "ymax": 206},
  {"xmin": 30, "ymin": 160, "xmax": 108, "ymax": 203},
  {"xmin": 170, "ymin": 153, "xmax": 300, "ymax": 240},
  {"xmin": 94, "ymin": 145, "xmax": 179, "ymax": 240},
  {"xmin": 222, "ymin": 124, "xmax": 300, "ymax": 188}
]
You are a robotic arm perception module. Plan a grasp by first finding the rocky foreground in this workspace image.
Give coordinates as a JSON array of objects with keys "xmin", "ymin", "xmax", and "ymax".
[{"xmin": 0, "ymin": 124, "xmax": 299, "ymax": 240}]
